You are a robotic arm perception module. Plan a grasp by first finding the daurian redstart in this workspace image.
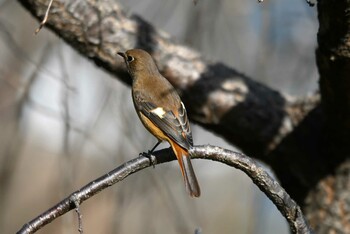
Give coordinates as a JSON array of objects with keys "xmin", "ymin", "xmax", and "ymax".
[{"xmin": 118, "ymin": 49, "xmax": 200, "ymax": 197}]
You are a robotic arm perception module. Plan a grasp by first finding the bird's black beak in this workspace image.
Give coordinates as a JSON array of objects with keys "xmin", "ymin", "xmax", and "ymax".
[{"xmin": 117, "ymin": 52, "xmax": 126, "ymax": 60}]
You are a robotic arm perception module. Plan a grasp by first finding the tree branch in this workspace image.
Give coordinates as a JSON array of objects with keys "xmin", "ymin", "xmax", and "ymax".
[
  {"xmin": 16, "ymin": 145, "xmax": 313, "ymax": 234},
  {"xmin": 301, "ymin": 0, "xmax": 350, "ymax": 231},
  {"xmin": 316, "ymin": 0, "xmax": 350, "ymax": 159}
]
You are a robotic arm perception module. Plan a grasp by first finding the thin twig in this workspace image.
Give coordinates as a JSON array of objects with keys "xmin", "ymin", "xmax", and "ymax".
[
  {"xmin": 16, "ymin": 145, "xmax": 313, "ymax": 234},
  {"xmin": 16, "ymin": 156, "xmax": 150, "ymax": 234},
  {"xmin": 35, "ymin": 0, "xmax": 54, "ymax": 34},
  {"xmin": 71, "ymin": 194, "xmax": 83, "ymax": 234}
]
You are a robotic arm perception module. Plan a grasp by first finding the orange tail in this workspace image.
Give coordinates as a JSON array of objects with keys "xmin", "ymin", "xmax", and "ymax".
[{"xmin": 171, "ymin": 143, "xmax": 201, "ymax": 197}]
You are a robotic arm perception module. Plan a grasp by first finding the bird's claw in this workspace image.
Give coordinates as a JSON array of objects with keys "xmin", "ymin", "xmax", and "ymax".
[{"xmin": 140, "ymin": 151, "xmax": 157, "ymax": 168}]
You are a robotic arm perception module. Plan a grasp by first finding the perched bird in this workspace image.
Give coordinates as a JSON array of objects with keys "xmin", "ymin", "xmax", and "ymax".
[{"xmin": 118, "ymin": 49, "xmax": 200, "ymax": 197}]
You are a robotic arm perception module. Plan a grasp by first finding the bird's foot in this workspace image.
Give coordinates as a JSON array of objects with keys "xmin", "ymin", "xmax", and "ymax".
[{"xmin": 140, "ymin": 151, "xmax": 157, "ymax": 168}]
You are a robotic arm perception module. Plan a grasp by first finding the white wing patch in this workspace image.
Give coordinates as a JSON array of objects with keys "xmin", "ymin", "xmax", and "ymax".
[
  {"xmin": 151, "ymin": 107, "xmax": 166, "ymax": 119},
  {"xmin": 179, "ymin": 102, "xmax": 186, "ymax": 116}
]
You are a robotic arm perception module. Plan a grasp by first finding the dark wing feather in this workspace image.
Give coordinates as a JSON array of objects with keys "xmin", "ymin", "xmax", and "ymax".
[
  {"xmin": 134, "ymin": 91, "xmax": 192, "ymax": 149},
  {"xmin": 178, "ymin": 102, "xmax": 193, "ymax": 147}
]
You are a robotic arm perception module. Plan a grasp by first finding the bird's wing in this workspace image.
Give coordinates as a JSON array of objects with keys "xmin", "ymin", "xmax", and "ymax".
[
  {"xmin": 134, "ymin": 91, "xmax": 192, "ymax": 149},
  {"xmin": 177, "ymin": 102, "xmax": 193, "ymax": 147}
]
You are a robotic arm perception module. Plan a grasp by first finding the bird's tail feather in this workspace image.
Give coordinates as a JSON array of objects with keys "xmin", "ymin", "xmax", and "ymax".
[{"xmin": 172, "ymin": 144, "xmax": 200, "ymax": 197}]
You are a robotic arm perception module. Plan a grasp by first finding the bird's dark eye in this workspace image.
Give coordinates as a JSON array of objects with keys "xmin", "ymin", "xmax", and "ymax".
[{"xmin": 127, "ymin": 56, "xmax": 134, "ymax": 62}]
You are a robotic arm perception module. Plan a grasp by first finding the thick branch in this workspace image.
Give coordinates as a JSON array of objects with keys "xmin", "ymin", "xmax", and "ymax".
[
  {"xmin": 299, "ymin": 0, "xmax": 350, "ymax": 232},
  {"xmin": 316, "ymin": 0, "xmax": 350, "ymax": 158},
  {"xmin": 317, "ymin": 0, "xmax": 350, "ymax": 132},
  {"xmin": 16, "ymin": 145, "xmax": 313, "ymax": 234}
]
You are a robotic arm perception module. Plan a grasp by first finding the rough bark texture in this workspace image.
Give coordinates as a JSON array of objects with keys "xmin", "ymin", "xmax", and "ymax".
[
  {"xmin": 303, "ymin": 0, "xmax": 350, "ymax": 232},
  {"xmin": 16, "ymin": 0, "xmax": 350, "ymax": 232}
]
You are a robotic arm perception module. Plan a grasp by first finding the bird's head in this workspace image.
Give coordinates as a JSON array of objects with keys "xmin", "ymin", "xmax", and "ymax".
[{"xmin": 118, "ymin": 49, "xmax": 158, "ymax": 78}]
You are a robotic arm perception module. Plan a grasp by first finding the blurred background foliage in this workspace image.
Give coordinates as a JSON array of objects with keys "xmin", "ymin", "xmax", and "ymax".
[{"xmin": 0, "ymin": 0, "xmax": 317, "ymax": 233}]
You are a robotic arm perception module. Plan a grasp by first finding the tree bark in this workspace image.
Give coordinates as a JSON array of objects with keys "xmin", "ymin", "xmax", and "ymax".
[
  {"xmin": 303, "ymin": 0, "xmax": 350, "ymax": 232},
  {"xmin": 16, "ymin": 0, "xmax": 350, "ymax": 232}
]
